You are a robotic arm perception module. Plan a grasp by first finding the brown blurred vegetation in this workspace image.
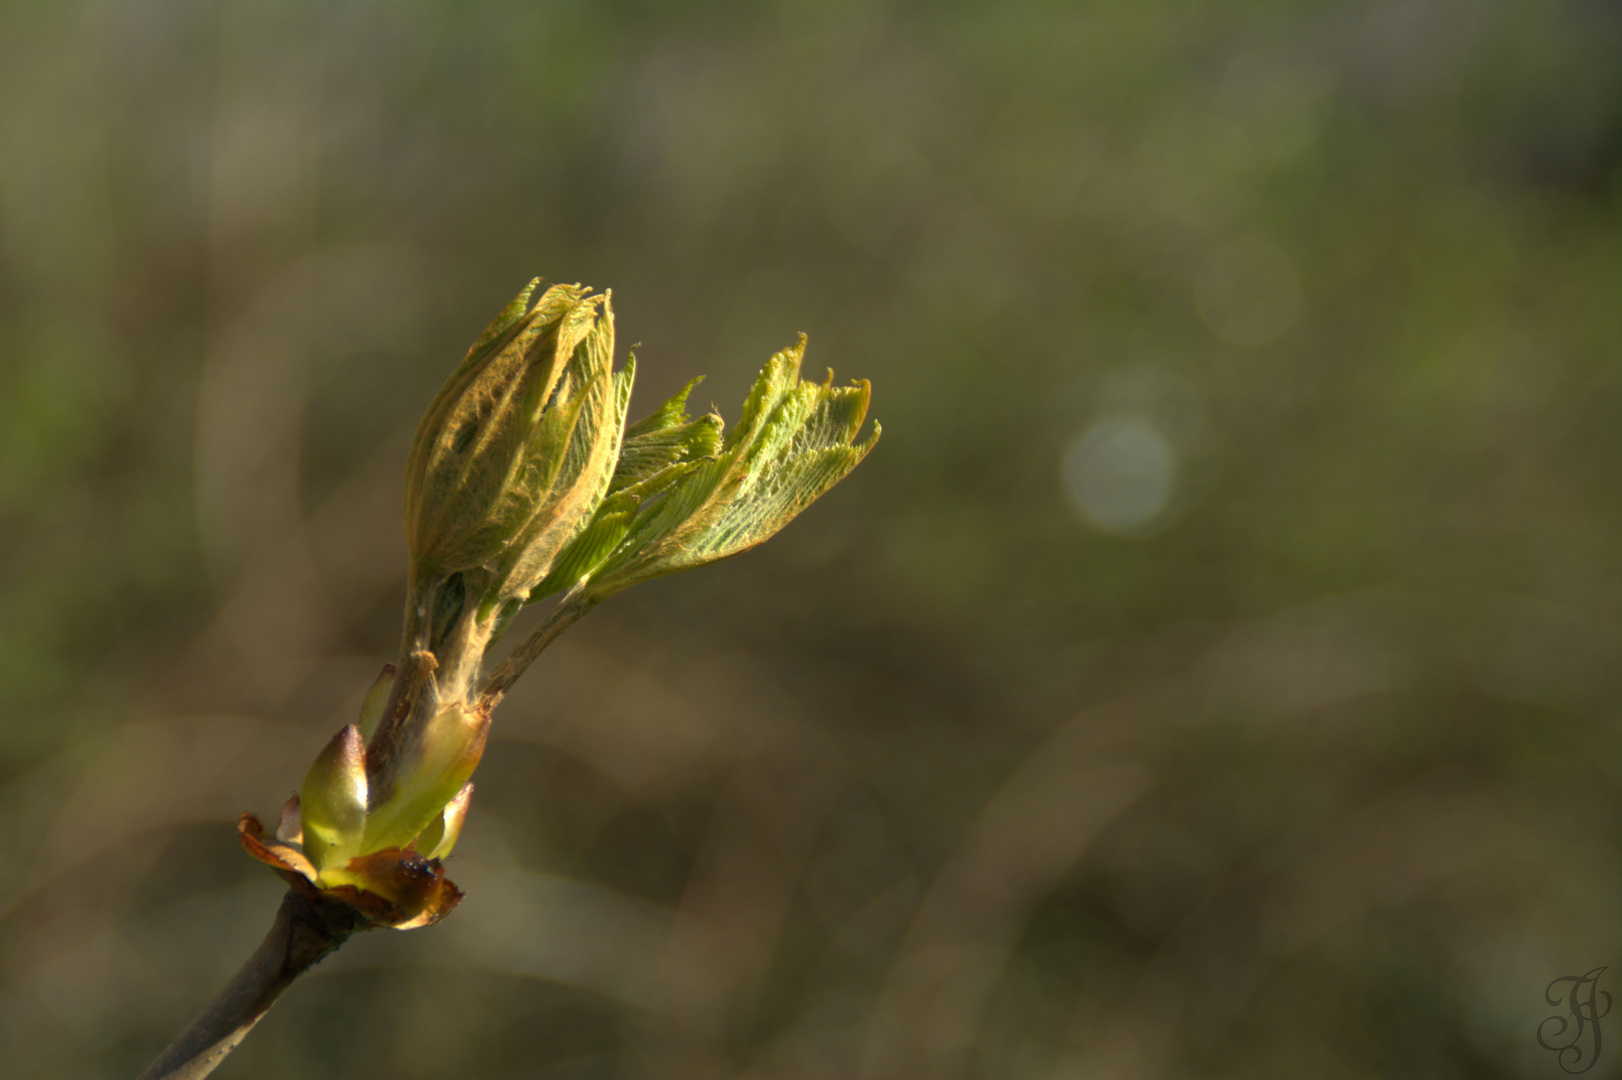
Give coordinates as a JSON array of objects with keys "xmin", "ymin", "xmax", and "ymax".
[{"xmin": 5, "ymin": 1, "xmax": 1622, "ymax": 1078}]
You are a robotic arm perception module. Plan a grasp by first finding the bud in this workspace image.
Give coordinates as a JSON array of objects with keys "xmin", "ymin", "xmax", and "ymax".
[
  {"xmin": 245, "ymin": 665, "xmax": 485, "ymax": 927},
  {"xmin": 402, "ymin": 281, "xmax": 627, "ymax": 601},
  {"xmin": 241, "ymin": 708, "xmax": 479, "ymax": 931},
  {"xmin": 298, "ymin": 725, "xmax": 368, "ymax": 872},
  {"xmin": 361, "ymin": 703, "xmax": 488, "ymax": 854}
]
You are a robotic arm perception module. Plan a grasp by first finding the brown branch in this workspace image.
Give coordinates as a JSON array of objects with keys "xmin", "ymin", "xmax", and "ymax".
[{"xmin": 136, "ymin": 888, "xmax": 371, "ymax": 1080}]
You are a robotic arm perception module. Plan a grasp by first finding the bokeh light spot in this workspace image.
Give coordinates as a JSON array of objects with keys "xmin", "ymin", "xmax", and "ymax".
[{"xmin": 1061, "ymin": 415, "xmax": 1178, "ymax": 535}]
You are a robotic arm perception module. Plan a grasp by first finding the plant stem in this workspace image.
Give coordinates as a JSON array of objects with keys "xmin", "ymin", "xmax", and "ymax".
[
  {"xmin": 478, "ymin": 584, "xmax": 597, "ymax": 709},
  {"xmin": 136, "ymin": 887, "xmax": 370, "ymax": 1080}
]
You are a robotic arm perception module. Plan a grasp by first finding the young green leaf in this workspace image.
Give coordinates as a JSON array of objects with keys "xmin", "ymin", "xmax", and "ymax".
[
  {"xmin": 489, "ymin": 328, "xmax": 633, "ymax": 605},
  {"xmin": 583, "ymin": 335, "xmax": 878, "ymax": 595},
  {"xmin": 523, "ymin": 375, "xmax": 722, "ymax": 601},
  {"xmin": 609, "ymin": 376, "xmax": 723, "ymax": 492}
]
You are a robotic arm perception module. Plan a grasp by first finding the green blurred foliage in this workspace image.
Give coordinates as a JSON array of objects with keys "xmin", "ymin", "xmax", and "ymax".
[{"xmin": 4, "ymin": 1, "xmax": 1622, "ymax": 1078}]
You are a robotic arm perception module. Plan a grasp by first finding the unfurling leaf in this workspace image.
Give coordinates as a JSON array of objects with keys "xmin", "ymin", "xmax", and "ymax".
[
  {"xmin": 578, "ymin": 335, "xmax": 878, "ymax": 596},
  {"xmin": 526, "ymin": 375, "xmax": 721, "ymax": 602}
]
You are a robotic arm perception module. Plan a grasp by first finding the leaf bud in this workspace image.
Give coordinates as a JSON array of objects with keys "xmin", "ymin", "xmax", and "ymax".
[
  {"xmin": 361, "ymin": 703, "xmax": 488, "ymax": 855},
  {"xmin": 298, "ymin": 725, "xmax": 368, "ymax": 872},
  {"xmin": 402, "ymin": 282, "xmax": 626, "ymax": 601}
]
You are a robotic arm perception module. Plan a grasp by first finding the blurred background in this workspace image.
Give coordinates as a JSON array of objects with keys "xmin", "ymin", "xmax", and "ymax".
[{"xmin": 3, "ymin": 1, "xmax": 1622, "ymax": 1077}]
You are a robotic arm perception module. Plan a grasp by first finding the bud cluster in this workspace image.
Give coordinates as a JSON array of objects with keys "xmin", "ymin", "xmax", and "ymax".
[{"xmin": 241, "ymin": 278, "xmax": 878, "ymax": 930}]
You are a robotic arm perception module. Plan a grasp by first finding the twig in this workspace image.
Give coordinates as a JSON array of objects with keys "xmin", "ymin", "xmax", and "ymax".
[
  {"xmin": 138, "ymin": 585, "xmax": 594, "ymax": 1079},
  {"xmin": 136, "ymin": 888, "xmax": 370, "ymax": 1080}
]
